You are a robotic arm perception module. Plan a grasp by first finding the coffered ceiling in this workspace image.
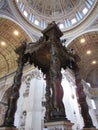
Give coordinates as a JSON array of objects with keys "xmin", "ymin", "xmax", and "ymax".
[
  {"xmin": 0, "ymin": 18, "xmax": 31, "ymax": 78},
  {"xmin": 0, "ymin": 17, "xmax": 98, "ymax": 87},
  {"xmin": 0, "ymin": 0, "xmax": 98, "ymax": 88},
  {"xmin": 15, "ymin": 0, "xmax": 97, "ymax": 30},
  {"xmin": 68, "ymin": 31, "xmax": 98, "ymax": 87}
]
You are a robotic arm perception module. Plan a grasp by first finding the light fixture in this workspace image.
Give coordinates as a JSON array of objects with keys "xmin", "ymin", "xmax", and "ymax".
[
  {"xmin": 86, "ymin": 50, "xmax": 91, "ymax": 55},
  {"xmin": 92, "ymin": 60, "xmax": 97, "ymax": 64},
  {"xmin": 80, "ymin": 38, "xmax": 85, "ymax": 43},
  {"xmin": 71, "ymin": 18, "xmax": 77, "ymax": 25},
  {"xmin": 0, "ymin": 41, "xmax": 6, "ymax": 46},
  {"xmin": 14, "ymin": 30, "xmax": 19, "ymax": 36},
  {"xmin": 91, "ymin": 99, "xmax": 96, "ymax": 109},
  {"xmin": 82, "ymin": 7, "xmax": 88, "ymax": 15}
]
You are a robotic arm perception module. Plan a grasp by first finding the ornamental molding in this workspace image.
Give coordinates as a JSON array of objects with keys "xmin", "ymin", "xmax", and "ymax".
[
  {"xmin": 62, "ymin": 68, "xmax": 75, "ymax": 85},
  {"xmin": 22, "ymin": 67, "xmax": 43, "ymax": 82},
  {"xmin": 0, "ymin": 0, "xmax": 5, "ymax": 9},
  {"xmin": 0, "ymin": 0, "xmax": 13, "ymax": 17}
]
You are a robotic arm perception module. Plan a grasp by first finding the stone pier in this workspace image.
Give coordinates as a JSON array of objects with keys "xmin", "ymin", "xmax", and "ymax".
[{"xmin": 0, "ymin": 127, "xmax": 18, "ymax": 130}]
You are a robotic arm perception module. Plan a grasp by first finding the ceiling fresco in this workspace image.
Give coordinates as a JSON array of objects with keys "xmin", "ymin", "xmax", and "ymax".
[{"xmin": 0, "ymin": 0, "xmax": 98, "ymax": 88}]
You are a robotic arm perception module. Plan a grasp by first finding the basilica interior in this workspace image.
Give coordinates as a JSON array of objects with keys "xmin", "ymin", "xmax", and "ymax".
[{"xmin": 0, "ymin": 0, "xmax": 98, "ymax": 130}]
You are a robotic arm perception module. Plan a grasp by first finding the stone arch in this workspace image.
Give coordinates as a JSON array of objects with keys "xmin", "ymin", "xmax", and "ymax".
[
  {"xmin": 0, "ymin": 87, "xmax": 11, "ymax": 125},
  {"xmin": 66, "ymin": 29, "xmax": 98, "ymax": 47},
  {"xmin": 0, "ymin": 15, "xmax": 34, "ymax": 42},
  {"xmin": 86, "ymin": 67, "xmax": 98, "ymax": 88},
  {"xmin": 1, "ymin": 87, "xmax": 11, "ymax": 104}
]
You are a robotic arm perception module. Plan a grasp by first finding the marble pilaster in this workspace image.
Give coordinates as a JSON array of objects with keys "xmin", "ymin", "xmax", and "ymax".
[{"xmin": 44, "ymin": 121, "xmax": 74, "ymax": 130}]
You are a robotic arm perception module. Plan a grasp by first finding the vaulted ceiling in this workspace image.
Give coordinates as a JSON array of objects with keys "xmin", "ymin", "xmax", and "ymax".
[
  {"xmin": 15, "ymin": 0, "xmax": 97, "ymax": 30},
  {"xmin": 0, "ymin": 18, "xmax": 31, "ymax": 78},
  {"xmin": 68, "ymin": 31, "xmax": 98, "ymax": 86},
  {"xmin": 0, "ymin": 0, "xmax": 98, "ymax": 88}
]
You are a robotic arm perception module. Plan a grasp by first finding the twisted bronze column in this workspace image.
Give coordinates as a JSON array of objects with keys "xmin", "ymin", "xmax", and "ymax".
[
  {"xmin": 75, "ymin": 71, "xmax": 95, "ymax": 128},
  {"xmin": 44, "ymin": 72, "xmax": 52, "ymax": 122},
  {"xmin": 48, "ymin": 42, "xmax": 67, "ymax": 121},
  {"xmin": 2, "ymin": 42, "xmax": 27, "ymax": 127}
]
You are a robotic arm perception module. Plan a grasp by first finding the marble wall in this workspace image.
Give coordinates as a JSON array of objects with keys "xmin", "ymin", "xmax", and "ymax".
[
  {"xmin": 14, "ymin": 68, "xmax": 84, "ymax": 130},
  {"xmin": 0, "ymin": 67, "xmax": 98, "ymax": 130}
]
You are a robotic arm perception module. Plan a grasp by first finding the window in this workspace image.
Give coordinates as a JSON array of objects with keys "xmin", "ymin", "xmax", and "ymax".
[
  {"xmin": 34, "ymin": 20, "xmax": 39, "ymax": 26},
  {"xmin": 59, "ymin": 23, "xmax": 64, "ymax": 29},
  {"xmin": 71, "ymin": 18, "xmax": 77, "ymax": 25},
  {"xmin": 15, "ymin": 0, "xmax": 96, "ymax": 30},
  {"xmin": 82, "ymin": 7, "xmax": 88, "ymax": 15},
  {"xmin": 23, "ymin": 10, "xmax": 28, "ymax": 17},
  {"xmin": 91, "ymin": 99, "xmax": 96, "ymax": 109},
  {"xmin": 20, "ymin": 3, "xmax": 24, "ymax": 11}
]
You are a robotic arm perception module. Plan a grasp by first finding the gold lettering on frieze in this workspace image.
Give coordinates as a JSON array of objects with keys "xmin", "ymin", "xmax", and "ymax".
[{"xmin": 90, "ymin": 91, "xmax": 98, "ymax": 95}]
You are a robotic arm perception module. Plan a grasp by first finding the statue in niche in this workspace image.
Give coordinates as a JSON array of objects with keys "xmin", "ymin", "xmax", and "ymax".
[{"xmin": 20, "ymin": 111, "xmax": 27, "ymax": 130}]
